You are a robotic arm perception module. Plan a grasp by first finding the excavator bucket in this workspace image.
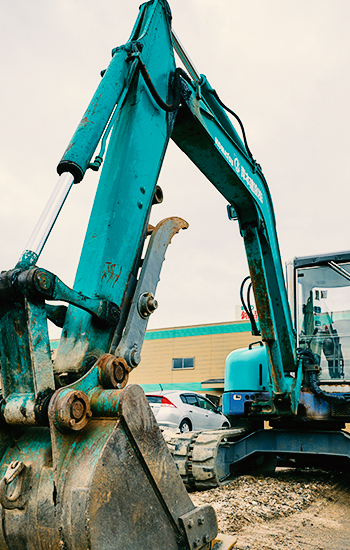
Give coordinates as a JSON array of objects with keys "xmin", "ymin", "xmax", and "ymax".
[{"xmin": 0, "ymin": 384, "xmax": 220, "ymax": 549}]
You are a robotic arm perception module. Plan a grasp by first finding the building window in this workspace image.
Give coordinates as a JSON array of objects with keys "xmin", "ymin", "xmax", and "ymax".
[{"xmin": 172, "ymin": 357, "xmax": 194, "ymax": 370}]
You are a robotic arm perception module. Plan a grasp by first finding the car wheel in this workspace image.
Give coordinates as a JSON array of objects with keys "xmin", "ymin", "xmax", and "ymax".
[
  {"xmin": 179, "ymin": 419, "xmax": 192, "ymax": 433},
  {"xmin": 222, "ymin": 422, "xmax": 230, "ymax": 428}
]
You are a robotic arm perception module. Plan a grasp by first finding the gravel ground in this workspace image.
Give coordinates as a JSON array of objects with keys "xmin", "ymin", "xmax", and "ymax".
[{"xmin": 190, "ymin": 469, "xmax": 350, "ymax": 549}]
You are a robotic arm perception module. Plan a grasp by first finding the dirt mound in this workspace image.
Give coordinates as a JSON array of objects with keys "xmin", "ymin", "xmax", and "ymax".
[{"xmin": 191, "ymin": 469, "xmax": 350, "ymax": 550}]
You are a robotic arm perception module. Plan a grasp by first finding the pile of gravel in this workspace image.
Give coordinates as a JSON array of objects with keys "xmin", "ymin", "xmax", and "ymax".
[{"xmin": 190, "ymin": 470, "xmax": 337, "ymax": 535}]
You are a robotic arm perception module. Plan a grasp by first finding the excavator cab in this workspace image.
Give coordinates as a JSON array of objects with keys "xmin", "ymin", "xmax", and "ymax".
[
  {"xmin": 287, "ymin": 251, "xmax": 350, "ymax": 382},
  {"xmin": 223, "ymin": 251, "xmax": 350, "ymax": 426}
]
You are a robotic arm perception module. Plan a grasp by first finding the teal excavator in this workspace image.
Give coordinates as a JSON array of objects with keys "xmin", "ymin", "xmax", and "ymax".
[{"xmin": 1, "ymin": 1, "xmax": 350, "ymax": 548}]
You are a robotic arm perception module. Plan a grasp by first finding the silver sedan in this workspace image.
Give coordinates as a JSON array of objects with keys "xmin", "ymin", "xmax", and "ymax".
[{"xmin": 145, "ymin": 390, "xmax": 230, "ymax": 432}]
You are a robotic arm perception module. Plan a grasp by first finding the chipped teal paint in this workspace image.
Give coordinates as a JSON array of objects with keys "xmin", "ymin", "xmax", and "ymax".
[{"xmin": 144, "ymin": 321, "xmax": 251, "ymax": 341}]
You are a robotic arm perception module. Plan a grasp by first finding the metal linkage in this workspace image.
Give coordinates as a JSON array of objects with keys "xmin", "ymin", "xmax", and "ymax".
[
  {"xmin": 16, "ymin": 267, "xmax": 120, "ymax": 326},
  {"xmin": 0, "ymin": 264, "xmax": 120, "ymax": 427},
  {"xmin": 112, "ymin": 217, "xmax": 188, "ymax": 369}
]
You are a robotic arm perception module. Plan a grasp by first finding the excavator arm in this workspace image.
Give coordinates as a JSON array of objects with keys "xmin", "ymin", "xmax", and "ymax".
[{"xmin": 171, "ymin": 62, "xmax": 301, "ymax": 416}]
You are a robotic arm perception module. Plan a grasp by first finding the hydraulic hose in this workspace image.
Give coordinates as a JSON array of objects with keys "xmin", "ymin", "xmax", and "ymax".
[
  {"xmin": 240, "ymin": 276, "xmax": 260, "ymax": 336},
  {"xmin": 208, "ymin": 89, "xmax": 254, "ymax": 161},
  {"xmin": 309, "ymin": 372, "xmax": 347, "ymax": 404},
  {"xmin": 139, "ymin": 62, "xmax": 185, "ymax": 112},
  {"xmin": 297, "ymin": 348, "xmax": 348, "ymax": 404}
]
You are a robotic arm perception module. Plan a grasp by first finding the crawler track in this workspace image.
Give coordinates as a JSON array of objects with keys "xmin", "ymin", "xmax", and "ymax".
[{"xmin": 163, "ymin": 428, "xmax": 248, "ymax": 491}]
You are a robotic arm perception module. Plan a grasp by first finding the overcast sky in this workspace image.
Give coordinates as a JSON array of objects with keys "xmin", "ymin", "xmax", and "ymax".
[{"xmin": 1, "ymin": 1, "xmax": 350, "ymax": 339}]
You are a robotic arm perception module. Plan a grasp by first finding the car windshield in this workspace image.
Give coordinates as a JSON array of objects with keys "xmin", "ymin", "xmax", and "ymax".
[{"xmin": 297, "ymin": 262, "xmax": 350, "ymax": 381}]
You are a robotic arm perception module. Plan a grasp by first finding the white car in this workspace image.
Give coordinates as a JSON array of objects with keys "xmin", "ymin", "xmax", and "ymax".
[{"xmin": 145, "ymin": 390, "xmax": 230, "ymax": 432}]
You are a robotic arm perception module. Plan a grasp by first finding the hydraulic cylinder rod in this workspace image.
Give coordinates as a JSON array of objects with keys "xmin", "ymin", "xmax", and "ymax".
[
  {"xmin": 171, "ymin": 30, "xmax": 201, "ymax": 83},
  {"xmin": 18, "ymin": 172, "xmax": 74, "ymax": 267}
]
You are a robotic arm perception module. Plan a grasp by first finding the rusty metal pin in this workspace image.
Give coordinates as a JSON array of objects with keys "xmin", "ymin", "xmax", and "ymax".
[
  {"xmin": 53, "ymin": 390, "xmax": 91, "ymax": 433},
  {"xmin": 97, "ymin": 354, "xmax": 130, "ymax": 389},
  {"xmin": 34, "ymin": 269, "xmax": 52, "ymax": 291}
]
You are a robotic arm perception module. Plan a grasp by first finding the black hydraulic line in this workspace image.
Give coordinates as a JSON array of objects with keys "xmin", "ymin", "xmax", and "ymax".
[
  {"xmin": 247, "ymin": 282, "xmax": 260, "ymax": 336},
  {"xmin": 140, "ymin": 59, "xmax": 256, "ymax": 168},
  {"xmin": 138, "ymin": 61, "xmax": 185, "ymax": 112},
  {"xmin": 208, "ymin": 89, "xmax": 254, "ymax": 161},
  {"xmin": 297, "ymin": 348, "xmax": 348, "ymax": 404},
  {"xmin": 248, "ymin": 283, "xmax": 260, "ymax": 336},
  {"xmin": 309, "ymin": 372, "xmax": 347, "ymax": 404},
  {"xmin": 240, "ymin": 276, "xmax": 260, "ymax": 336},
  {"xmin": 240, "ymin": 276, "xmax": 250, "ymax": 317}
]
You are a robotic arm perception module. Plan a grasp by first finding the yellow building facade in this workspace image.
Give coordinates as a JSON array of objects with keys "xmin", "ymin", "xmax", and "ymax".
[
  {"xmin": 51, "ymin": 320, "xmax": 255, "ymax": 397},
  {"xmin": 128, "ymin": 319, "xmax": 254, "ymax": 396}
]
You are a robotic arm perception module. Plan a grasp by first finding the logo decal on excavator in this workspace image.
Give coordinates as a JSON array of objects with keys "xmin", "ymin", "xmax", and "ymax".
[{"xmin": 215, "ymin": 137, "xmax": 263, "ymax": 204}]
